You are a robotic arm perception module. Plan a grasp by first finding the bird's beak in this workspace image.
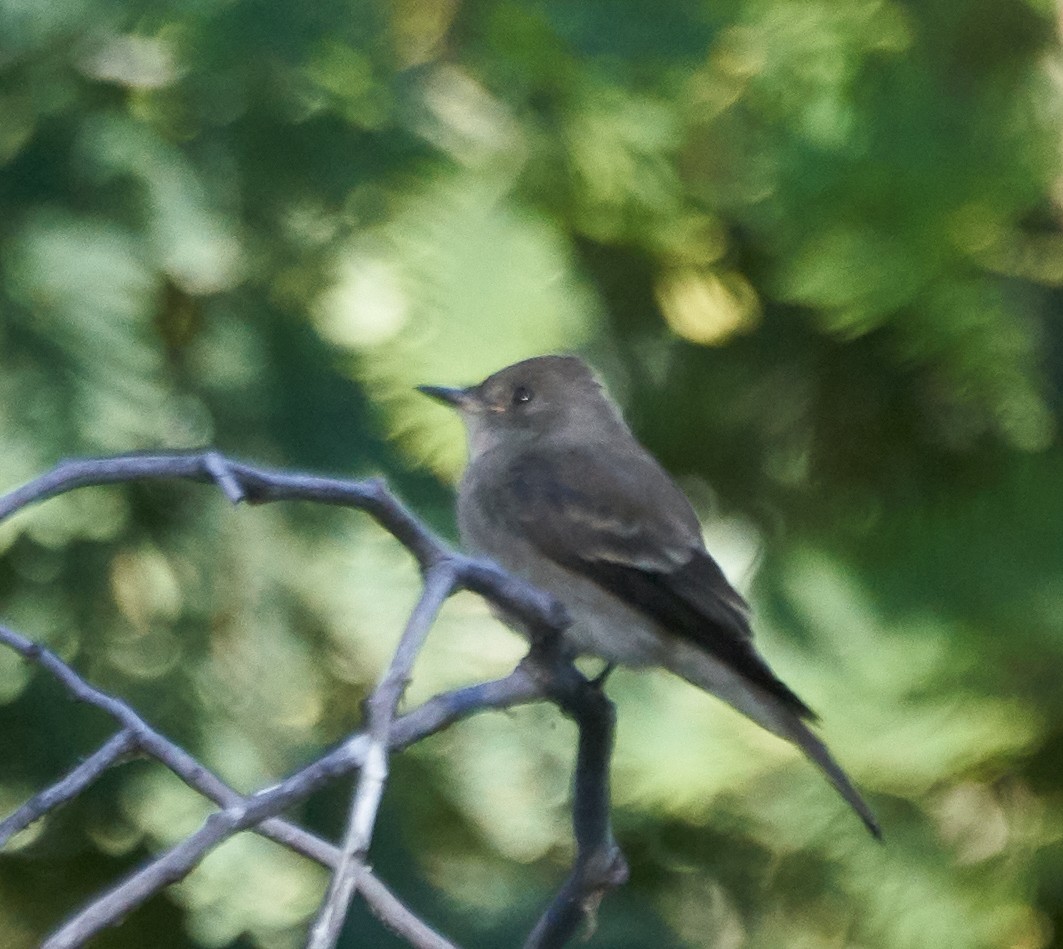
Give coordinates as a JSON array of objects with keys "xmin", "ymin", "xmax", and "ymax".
[{"xmin": 416, "ymin": 384, "xmax": 478, "ymax": 411}]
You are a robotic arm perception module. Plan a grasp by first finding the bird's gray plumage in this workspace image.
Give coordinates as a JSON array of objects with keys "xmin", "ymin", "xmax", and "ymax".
[{"xmin": 420, "ymin": 354, "xmax": 880, "ymax": 838}]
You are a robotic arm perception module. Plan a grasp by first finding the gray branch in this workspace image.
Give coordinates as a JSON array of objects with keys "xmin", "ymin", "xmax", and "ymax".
[
  {"xmin": 524, "ymin": 649, "xmax": 629, "ymax": 948},
  {"xmin": 308, "ymin": 564, "xmax": 457, "ymax": 948},
  {"xmin": 0, "ymin": 729, "xmax": 137, "ymax": 847},
  {"xmin": 0, "ymin": 452, "xmax": 628, "ymax": 948},
  {"xmin": 0, "ymin": 621, "xmax": 535, "ymax": 949}
]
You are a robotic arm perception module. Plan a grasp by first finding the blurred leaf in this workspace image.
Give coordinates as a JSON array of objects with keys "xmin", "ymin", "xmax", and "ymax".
[{"xmin": 2, "ymin": 0, "xmax": 1063, "ymax": 945}]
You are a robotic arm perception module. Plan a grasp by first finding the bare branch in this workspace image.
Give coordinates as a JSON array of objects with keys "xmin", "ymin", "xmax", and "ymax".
[
  {"xmin": 308, "ymin": 564, "xmax": 457, "ymax": 948},
  {"xmin": 202, "ymin": 450, "xmax": 247, "ymax": 503},
  {"xmin": 0, "ymin": 619, "xmax": 463, "ymax": 946},
  {"xmin": 0, "ymin": 618, "xmax": 543, "ymax": 843},
  {"xmin": 1, "ymin": 616, "xmax": 545, "ymax": 946},
  {"xmin": 0, "ymin": 454, "xmax": 567, "ymax": 634},
  {"xmin": 0, "ymin": 453, "xmax": 629, "ymax": 949},
  {"xmin": 0, "ymin": 622, "xmax": 321, "ymax": 851},
  {"xmin": 357, "ymin": 873, "xmax": 461, "ymax": 949},
  {"xmin": 524, "ymin": 655, "xmax": 629, "ymax": 948},
  {"xmin": 0, "ymin": 729, "xmax": 138, "ymax": 847},
  {"xmin": 38, "ymin": 665, "xmax": 548, "ymax": 949}
]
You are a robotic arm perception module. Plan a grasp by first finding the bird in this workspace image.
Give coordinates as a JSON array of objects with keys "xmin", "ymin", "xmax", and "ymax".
[{"xmin": 418, "ymin": 354, "xmax": 879, "ymax": 837}]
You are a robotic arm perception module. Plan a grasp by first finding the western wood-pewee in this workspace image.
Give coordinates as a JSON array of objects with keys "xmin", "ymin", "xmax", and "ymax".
[{"xmin": 419, "ymin": 354, "xmax": 879, "ymax": 837}]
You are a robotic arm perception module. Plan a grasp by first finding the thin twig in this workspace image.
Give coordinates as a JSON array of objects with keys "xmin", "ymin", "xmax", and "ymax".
[
  {"xmin": 0, "ymin": 624, "xmax": 464, "ymax": 948},
  {"xmin": 203, "ymin": 450, "xmax": 246, "ymax": 503},
  {"xmin": 38, "ymin": 665, "xmax": 548, "ymax": 949},
  {"xmin": 0, "ymin": 729, "xmax": 138, "ymax": 847},
  {"xmin": 0, "ymin": 454, "xmax": 567, "ymax": 634},
  {"xmin": 0, "ymin": 619, "xmax": 543, "ymax": 848},
  {"xmin": 0, "ymin": 453, "xmax": 628, "ymax": 949},
  {"xmin": 358, "ymin": 873, "xmax": 460, "ymax": 949},
  {"xmin": 0, "ymin": 620, "xmax": 542, "ymax": 947},
  {"xmin": 308, "ymin": 564, "xmax": 457, "ymax": 948}
]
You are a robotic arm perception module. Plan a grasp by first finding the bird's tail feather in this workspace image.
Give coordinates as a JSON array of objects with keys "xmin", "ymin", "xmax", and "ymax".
[
  {"xmin": 777, "ymin": 712, "xmax": 881, "ymax": 839},
  {"xmin": 669, "ymin": 642, "xmax": 880, "ymax": 837}
]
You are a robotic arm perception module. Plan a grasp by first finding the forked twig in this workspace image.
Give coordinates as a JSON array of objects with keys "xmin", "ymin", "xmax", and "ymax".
[
  {"xmin": 0, "ymin": 452, "xmax": 628, "ymax": 948},
  {"xmin": 308, "ymin": 564, "xmax": 457, "ymax": 948}
]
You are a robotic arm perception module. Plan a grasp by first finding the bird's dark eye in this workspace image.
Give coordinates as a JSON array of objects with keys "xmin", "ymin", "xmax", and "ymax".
[{"xmin": 512, "ymin": 385, "xmax": 533, "ymax": 406}]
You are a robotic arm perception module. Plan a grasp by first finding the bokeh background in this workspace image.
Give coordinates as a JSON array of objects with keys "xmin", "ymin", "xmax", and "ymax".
[{"xmin": 1, "ymin": 0, "xmax": 1062, "ymax": 946}]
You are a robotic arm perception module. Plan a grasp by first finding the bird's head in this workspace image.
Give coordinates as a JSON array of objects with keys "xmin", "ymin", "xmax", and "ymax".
[{"xmin": 418, "ymin": 355, "xmax": 622, "ymax": 457}]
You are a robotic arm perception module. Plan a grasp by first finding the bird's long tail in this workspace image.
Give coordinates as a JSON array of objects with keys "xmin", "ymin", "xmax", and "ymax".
[
  {"xmin": 669, "ymin": 642, "xmax": 880, "ymax": 837},
  {"xmin": 776, "ymin": 712, "xmax": 881, "ymax": 839}
]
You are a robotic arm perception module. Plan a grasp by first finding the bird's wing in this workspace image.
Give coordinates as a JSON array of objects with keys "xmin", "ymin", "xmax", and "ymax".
[{"xmin": 495, "ymin": 449, "xmax": 814, "ymax": 720}]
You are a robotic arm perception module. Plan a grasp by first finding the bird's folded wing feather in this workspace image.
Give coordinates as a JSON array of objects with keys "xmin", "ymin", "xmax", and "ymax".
[{"xmin": 496, "ymin": 449, "xmax": 815, "ymax": 720}]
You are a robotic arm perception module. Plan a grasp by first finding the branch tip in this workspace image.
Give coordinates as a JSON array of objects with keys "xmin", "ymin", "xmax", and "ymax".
[{"xmin": 203, "ymin": 452, "xmax": 246, "ymax": 504}]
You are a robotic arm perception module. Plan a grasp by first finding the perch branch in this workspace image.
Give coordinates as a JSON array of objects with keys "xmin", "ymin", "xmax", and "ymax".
[
  {"xmin": 524, "ymin": 650, "xmax": 628, "ymax": 948},
  {"xmin": 0, "ymin": 453, "xmax": 627, "ymax": 949},
  {"xmin": 0, "ymin": 453, "xmax": 567, "ymax": 634}
]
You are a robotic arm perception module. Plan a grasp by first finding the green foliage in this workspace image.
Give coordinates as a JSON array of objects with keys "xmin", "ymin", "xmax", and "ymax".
[{"xmin": 1, "ymin": 0, "xmax": 1062, "ymax": 946}]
